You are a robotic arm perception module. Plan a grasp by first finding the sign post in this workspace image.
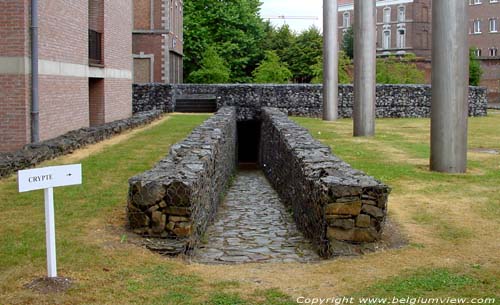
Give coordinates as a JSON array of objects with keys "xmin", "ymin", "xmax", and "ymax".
[{"xmin": 18, "ymin": 164, "xmax": 82, "ymax": 278}]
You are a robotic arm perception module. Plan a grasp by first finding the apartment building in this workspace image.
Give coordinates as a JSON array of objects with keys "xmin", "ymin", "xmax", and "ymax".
[
  {"xmin": 468, "ymin": 0, "xmax": 500, "ymax": 102},
  {"xmin": 133, "ymin": 0, "xmax": 183, "ymax": 84},
  {"xmin": 338, "ymin": 0, "xmax": 432, "ymax": 58},
  {"xmin": 0, "ymin": 0, "xmax": 133, "ymax": 152},
  {"xmin": 338, "ymin": 0, "xmax": 499, "ymax": 101}
]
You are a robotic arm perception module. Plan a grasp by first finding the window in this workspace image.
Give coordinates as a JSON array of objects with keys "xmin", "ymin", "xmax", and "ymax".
[
  {"xmin": 397, "ymin": 29, "xmax": 406, "ymax": 49},
  {"xmin": 490, "ymin": 0, "xmax": 499, "ymax": 3},
  {"xmin": 469, "ymin": 0, "xmax": 482, "ymax": 4},
  {"xmin": 343, "ymin": 12, "xmax": 350, "ymax": 28},
  {"xmin": 475, "ymin": 48, "xmax": 482, "ymax": 57},
  {"xmin": 398, "ymin": 6, "xmax": 406, "ymax": 22},
  {"xmin": 383, "ymin": 7, "xmax": 391, "ymax": 23},
  {"xmin": 490, "ymin": 47, "xmax": 498, "ymax": 56},
  {"xmin": 490, "ymin": 18, "xmax": 498, "ymax": 32},
  {"xmin": 473, "ymin": 20, "xmax": 482, "ymax": 33},
  {"xmin": 383, "ymin": 30, "xmax": 391, "ymax": 49}
]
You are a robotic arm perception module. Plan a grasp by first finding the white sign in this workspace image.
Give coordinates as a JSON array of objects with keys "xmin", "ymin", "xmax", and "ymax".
[
  {"xmin": 18, "ymin": 164, "xmax": 82, "ymax": 192},
  {"xmin": 17, "ymin": 164, "xmax": 82, "ymax": 278}
]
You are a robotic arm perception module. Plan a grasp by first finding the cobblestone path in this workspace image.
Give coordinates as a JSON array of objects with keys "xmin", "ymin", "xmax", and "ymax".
[{"xmin": 192, "ymin": 170, "xmax": 319, "ymax": 264}]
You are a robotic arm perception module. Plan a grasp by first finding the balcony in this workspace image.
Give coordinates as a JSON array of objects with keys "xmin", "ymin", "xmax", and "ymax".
[{"xmin": 88, "ymin": 29, "xmax": 102, "ymax": 66}]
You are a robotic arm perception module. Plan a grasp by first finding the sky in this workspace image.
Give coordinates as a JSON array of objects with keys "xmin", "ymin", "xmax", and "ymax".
[{"xmin": 260, "ymin": 0, "xmax": 323, "ymax": 33}]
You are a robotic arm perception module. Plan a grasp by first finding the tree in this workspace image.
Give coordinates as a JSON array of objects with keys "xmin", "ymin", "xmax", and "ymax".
[
  {"xmin": 376, "ymin": 54, "xmax": 425, "ymax": 84},
  {"xmin": 253, "ymin": 51, "xmax": 292, "ymax": 84},
  {"xmin": 187, "ymin": 46, "xmax": 230, "ymax": 83},
  {"xmin": 469, "ymin": 48, "xmax": 483, "ymax": 86},
  {"xmin": 311, "ymin": 51, "xmax": 353, "ymax": 84},
  {"xmin": 285, "ymin": 26, "xmax": 323, "ymax": 83},
  {"xmin": 341, "ymin": 27, "xmax": 354, "ymax": 59},
  {"xmin": 184, "ymin": 0, "xmax": 265, "ymax": 83},
  {"xmin": 262, "ymin": 23, "xmax": 296, "ymax": 67}
]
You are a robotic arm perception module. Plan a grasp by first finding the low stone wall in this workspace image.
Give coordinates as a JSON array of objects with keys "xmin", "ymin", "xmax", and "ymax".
[
  {"xmin": 259, "ymin": 107, "xmax": 390, "ymax": 257},
  {"xmin": 127, "ymin": 107, "xmax": 237, "ymax": 255},
  {"xmin": 133, "ymin": 83, "xmax": 488, "ymax": 119},
  {"xmin": 0, "ymin": 110, "xmax": 163, "ymax": 179}
]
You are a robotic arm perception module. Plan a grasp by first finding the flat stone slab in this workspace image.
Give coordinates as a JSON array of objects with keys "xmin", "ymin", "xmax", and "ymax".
[{"xmin": 192, "ymin": 170, "xmax": 319, "ymax": 264}]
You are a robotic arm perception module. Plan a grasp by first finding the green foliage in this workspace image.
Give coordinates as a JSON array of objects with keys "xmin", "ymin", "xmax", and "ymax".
[
  {"xmin": 252, "ymin": 51, "xmax": 292, "ymax": 84},
  {"xmin": 262, "ymin": 23, "xmax": 296, "ymax": 66},
  {"xmin": 187, "ymin": 46, "xmax": 230, "ymax": 84},
  {"xmin": 341, "ymin": 26, "xmax": 354, "ymax": 59},
  {"xmin": 184, "ymin": 0, "xmax": 265, "ymax": 83},
  {"xmin": 469, "ymin": 48, "xmax": 483, "ymax": 86},
  {"xmin": 284, "ymin": 26, "xmax": 323, "ymax": 83},
  {"xmin": 376, "ymin": 54, "xmax": 425, "ymax": 84},
  {"xmin": 311, "ymin": 51, "xmax": 353, "ymax": 84}
]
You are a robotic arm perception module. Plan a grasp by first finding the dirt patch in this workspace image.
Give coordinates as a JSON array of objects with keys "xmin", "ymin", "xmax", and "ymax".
[{"xmin": 24, "ymin": 277, "xmax": 74, "ymax": 294}]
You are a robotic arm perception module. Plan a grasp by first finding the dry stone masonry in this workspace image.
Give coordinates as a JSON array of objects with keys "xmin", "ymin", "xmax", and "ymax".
[
  {"xmin": 127, "ymin": 107, "xmax": 237, "ymax": 255},
  {"xmin": 259, "ymin": 107, "xmax": 390, "ymax": 257},
  {"xmin": 133, "ymin": 84, "xmax": 488, "ymax": 119}
]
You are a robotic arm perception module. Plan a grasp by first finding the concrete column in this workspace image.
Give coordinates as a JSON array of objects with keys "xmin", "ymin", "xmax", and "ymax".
[
  {"xmin": 323, "ymin": 0, "xmax": 338, "ymax": 121},
  {"xmin": 353, "ymin": 0, "xmax": 376, "ymax": 137},
  {"xmin": 430, "ymin": 1, "xmax": 469, "ymax": 173}
]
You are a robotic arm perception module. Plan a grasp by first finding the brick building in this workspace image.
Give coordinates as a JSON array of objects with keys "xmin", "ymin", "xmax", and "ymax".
[
  {"xmin": 468, "ymin": 0, "xmax": 500, "ymax": 102},
  {"xmin": 337, "ymin": 0, "xmax": 500, "ymax": 101},
  {"xmin": 0, "ymin": 0, "xmax": 133, "ymax": 152},
  {"xmin": 132, "ymin": 0, "xmax": 183, "ymax": 84},
  {"xmin": 338, "ymin": 0, "xmax": 432, "ymax": 57}
]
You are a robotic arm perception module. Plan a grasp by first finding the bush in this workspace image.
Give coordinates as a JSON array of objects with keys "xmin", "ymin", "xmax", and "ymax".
[
  {"xmin": 469, "ymin": 48, "xmax": 483, "ymax": 86},
  {"xmin": 187, "ymin": 46, "xmax": 230, "ymax": 84},
  {"xmin": 252, "ymin": 51, "xmax": 292, "ymax": 84},
  {"xmin": 376, "ymin": 54, "xmax": 425, "ymax": 84},
  {"xmin": 311, "ymin": 51, "xmax": 353, "ymax": 84}
]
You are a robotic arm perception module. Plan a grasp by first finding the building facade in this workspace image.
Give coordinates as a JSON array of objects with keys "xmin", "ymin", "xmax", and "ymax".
[
  {"xmin": 338, "ymin": 0, "xmax": 432, "ymax": 58},
  {"xmin": 0, "ymin": 0, "xmax": 133, "ymax": 152},
  {"xmin": 338, "ymin": 0, "xmax": 499, "ymax": 102},
  {"xmin": 468, "ymin": 0, "xmax": 500, "ymax": 102},
  {"xmin": 132, "ymin": 0, "xmax": 183, "ymax": 84}
]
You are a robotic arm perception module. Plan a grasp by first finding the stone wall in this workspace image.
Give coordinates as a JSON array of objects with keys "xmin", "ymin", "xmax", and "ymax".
[
  {"xmin": 0, "ymin": 110, "xmax": 162, "ymax": 179},
  {"xmin": 259, "ymin": 107, "xmax": 390, "ymax": 257},
  {"xmin": 133, "ymin": 84, "xmax": 488, "ymax": 119},
  {"xmin": 127, "ymin": 107, "xmax": 237, "ymax": 255}
]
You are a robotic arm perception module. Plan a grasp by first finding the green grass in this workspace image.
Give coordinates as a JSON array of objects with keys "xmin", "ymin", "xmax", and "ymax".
[
  {"xmin": 354, "ymin": 268, "xmax": 499, "ymax": 300},
  {"xmin": 1, "ymin": 112, "xmax": 499, "ymax": 303}
]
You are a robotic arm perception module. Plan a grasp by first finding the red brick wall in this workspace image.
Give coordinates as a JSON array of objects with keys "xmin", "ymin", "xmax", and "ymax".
[
  {"xmin": 38, "ymin": 0, "xmax": 88, "ymax": 64},
  {"xmin": 0, "ymin": 0, "xmax": 30, "ymax": 152},
  {"xmin": 89, "ymin": 78, "xmax": 105, "ymax": 126},
  {"xmin": 0, "ymin": 0, "xmax": 30, "ymax": 57},
  {"xmin": 38, "ymin": 75, "xmax": 89, "ymax": 140},
  {"xmin": 104, "ymin": 79, "xmax": 132, "ymax": 122},
  {"xmin": 133, "ymin": 34, "xmax": 164, "ymax": 82},
  {"xmin": 103, "ymin": 1, "xmax": 132, "ymax": 121},
  {"xmin": 0, "ymin": 75, "xmax": 30, "ymax": 152},
  {"xmin": 88, "ymin": 0, "xmax": 104, "ymax": 33}
]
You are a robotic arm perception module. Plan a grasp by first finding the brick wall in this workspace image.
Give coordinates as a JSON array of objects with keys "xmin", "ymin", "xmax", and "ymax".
[
  {"xmin": 0, "ymin": 75, "xmax": 30, "ymax": 152},
  {"xmin": 0, "ymin": 0, "xmax": 30, "ymax": 57},
  {"xmin": 103, "ymin": 1, "xmax": 133, "ymax": 121},
  {"xmin": 104, "ymin": 79, "xmax": 132, "ymax": 122},
  {"xmin": 39, "ymin": 0, "xmax": 88, "ymax": 64},
  {"xmin": 0, "ymin": 0, "xmax": 30, "ymax": 152},
  {"xmin": 38, "ymin": 76, "xmax": 89, "ymax": 140},
  {"xmin": 133, "ymin": 34, "xmax": 164, "ymax": 81}
]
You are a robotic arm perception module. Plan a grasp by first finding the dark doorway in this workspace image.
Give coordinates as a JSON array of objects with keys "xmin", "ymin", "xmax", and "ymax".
[
  {"xmin": 89, "ymin": 78, "xmax": 104, "ymax": 126},
  {"xmin": 237, "ymin": 120, "xmax": 261, "ymax": 166}
]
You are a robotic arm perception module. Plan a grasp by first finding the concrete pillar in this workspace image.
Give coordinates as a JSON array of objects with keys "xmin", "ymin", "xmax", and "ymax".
[
  {"xmin": 353, "ymin": 0, "xmax": 376, "ymax": 137},
  {"xmin": 323, "ymin": 0, "xmax": 338, "ymax": 121},
  {"xmin": 430, "ymin": 1, "xmax": 469, "ymax": 173}
]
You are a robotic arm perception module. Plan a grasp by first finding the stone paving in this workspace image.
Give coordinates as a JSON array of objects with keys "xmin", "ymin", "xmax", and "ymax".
[{"xmin": 192, "ymin": 170, "xmax": 320, "ymax": 264}]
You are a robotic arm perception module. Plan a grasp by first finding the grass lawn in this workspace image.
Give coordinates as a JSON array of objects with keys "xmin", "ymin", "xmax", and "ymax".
[{"xmin": 0, "ymin": 111, "xmax": 499, "ymax": 304}]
